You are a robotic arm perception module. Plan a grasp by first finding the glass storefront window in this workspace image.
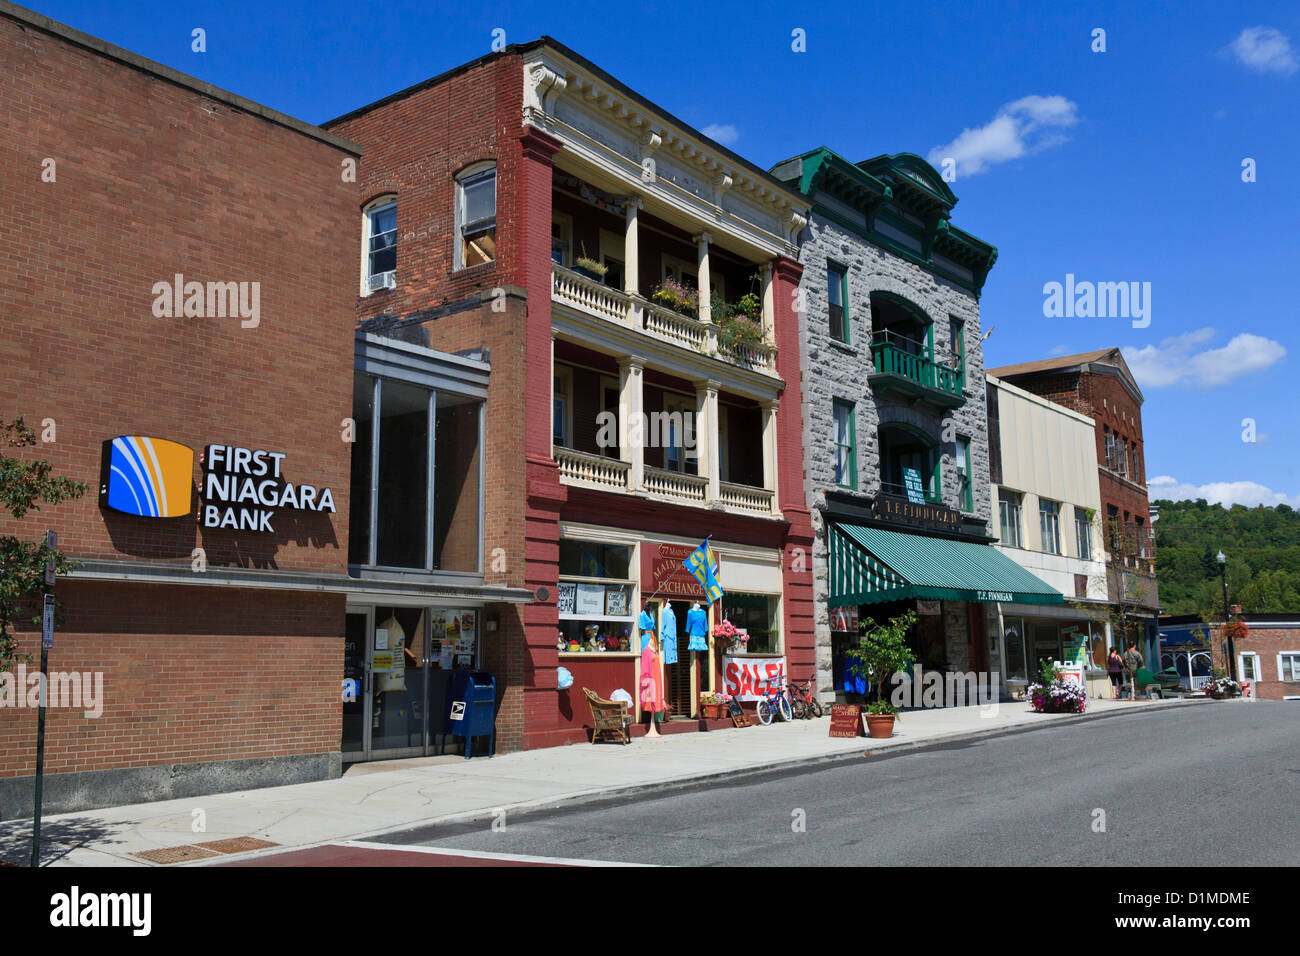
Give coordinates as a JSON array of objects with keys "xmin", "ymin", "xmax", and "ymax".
[
  {"xmin": 559, "ymin": 540, "xmax": 631, "ymax": 579},
  {"xmin": 350, "ymin": 372, "xmax": 484, "ymax": 572},
  {"xmin": 376, "ymin": 380, "xmax": 430, "ymax": 568},
  {"xmin": 558, "ymin": 539, "xmax": 636, "ymax": 655},
  {"xmin": 721, "ymin": 592, "xmax": 779, "ymax": 655},
  {"xmin": 434, "ymin": 392, "xmax": 481, "ymax": 572}
]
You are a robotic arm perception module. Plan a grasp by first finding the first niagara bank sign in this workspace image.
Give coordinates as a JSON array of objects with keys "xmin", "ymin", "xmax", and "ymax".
[{"xmin": 99, "ymin": 436, "xmax": 335, "ymax": 533}]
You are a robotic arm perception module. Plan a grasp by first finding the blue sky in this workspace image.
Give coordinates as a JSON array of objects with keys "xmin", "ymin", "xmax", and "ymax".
[{"xmin": 29, "ymin": 0, "xmax": 1300, "ymax": 507}]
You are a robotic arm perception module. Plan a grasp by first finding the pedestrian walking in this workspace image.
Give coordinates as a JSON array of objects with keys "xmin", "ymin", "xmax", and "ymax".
[
  {"xmin": 1107, "ymin": 647, "xmax": 1124, "ymax": 699},
  {"xmin": 1123, "ymin": 642, "xmax": 1144, "ymax": 701}
]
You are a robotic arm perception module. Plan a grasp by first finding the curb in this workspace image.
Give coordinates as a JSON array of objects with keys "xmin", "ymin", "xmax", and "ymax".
[{"xmin": 192, "ymin": 696, "xmax": 1210, "ymax": 865}]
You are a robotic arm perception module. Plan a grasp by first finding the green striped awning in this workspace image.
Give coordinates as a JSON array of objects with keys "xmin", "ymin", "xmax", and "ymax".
[{"xmin": 827, "ymin": 522, "xmax": 1064, "ymax": 608}]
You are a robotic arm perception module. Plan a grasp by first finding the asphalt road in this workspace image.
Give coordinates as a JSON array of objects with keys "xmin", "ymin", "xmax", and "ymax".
[{"xmin": 374, "ymin": 702, "xmax": 1300, "ymax": 866}]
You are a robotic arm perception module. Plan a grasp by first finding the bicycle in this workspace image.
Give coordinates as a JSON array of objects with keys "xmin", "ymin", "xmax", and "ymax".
[
  {"xmin": 787, "ymin": 677, "xmax": 823, "ymax": 719},
  {"xmin": 754, "ymin": 674, "xmax": 793, "ymax": 724}
]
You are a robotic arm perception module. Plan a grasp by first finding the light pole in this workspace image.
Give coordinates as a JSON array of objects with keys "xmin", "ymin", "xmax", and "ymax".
[{"xmin": 1217, "ymin": 550, "xmax": 1236, "ymax": 680}]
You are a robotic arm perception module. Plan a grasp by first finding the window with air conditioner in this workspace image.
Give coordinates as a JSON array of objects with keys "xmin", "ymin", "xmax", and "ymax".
[{"xmin": 362, "ymin": 197, "xmax": 397, "ymax": 295}]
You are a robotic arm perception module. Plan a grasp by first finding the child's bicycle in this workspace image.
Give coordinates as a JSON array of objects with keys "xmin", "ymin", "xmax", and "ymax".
[
  {"xmin": 754, "ymin": 674, "xmax": 793, "ymax": 724},
  {"xmin": 787, "ymin": 677, "xmax": 823, "ymax": 719}
]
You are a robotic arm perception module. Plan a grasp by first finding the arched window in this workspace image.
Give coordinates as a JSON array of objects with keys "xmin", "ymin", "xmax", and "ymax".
[
  {"xmin": 361, "ymin": 195, "xmax": 397, "ymax": 294},
  {"xmin": 456, "ymin": 162, "xmax": 496, "ymax": 268},
  {"xmin": 869, "ymin": 291, "xmax": 932, "ymax": 356},
  {"xmin": 878, "ymin": 422, "xmax": 940, "ymax": 503}
]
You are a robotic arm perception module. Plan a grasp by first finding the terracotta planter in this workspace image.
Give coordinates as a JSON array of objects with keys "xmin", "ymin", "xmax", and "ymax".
[
  {"xmin": 865, "ymin": 714, "xmax": 896, "ymax": 739},
  {"xmin": 700, "ymin": 703, "xmax": 726, "ymax": 719}
]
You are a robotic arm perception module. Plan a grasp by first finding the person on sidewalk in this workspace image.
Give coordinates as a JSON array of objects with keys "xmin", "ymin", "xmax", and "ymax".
[
  {"xmin": 1107, "ymin": 647, "xmax": 1124, "ymax": 700},
  {"xmin": 1123, "ymin": 642, "xmax": 1144, "ymax": 701}
]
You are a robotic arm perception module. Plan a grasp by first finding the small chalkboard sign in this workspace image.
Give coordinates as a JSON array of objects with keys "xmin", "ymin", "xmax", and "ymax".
[
  {"xmin": 828, "ymin": 704, "xmax": 865, "ymax": 738},
  {"xmin": 726, "ymin": 696, "xmax": 750, "ymax": 728}
]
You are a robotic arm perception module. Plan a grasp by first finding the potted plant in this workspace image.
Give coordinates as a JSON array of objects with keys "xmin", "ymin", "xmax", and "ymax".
[
  {"xmin": 845, "ymin": 610, "xmax": 917, "ymax": 738},
  {"xmin": 712, "ymin": 618, "xmax": 748, "ymax": 653},
  {"xmin": 699, "ymin": 691, "xmax": 728, "ymax": 719},
  {"xmin": 1204, "ymin": 671, "xmax": 1240, "ymax": 699},
  {"xmin": 1224, "ymin": 619, "xmax": 1249, "ymax": 643},
  {"xmin": 573, "ymin": 255, "xmax": 608, "ymax": 283},
  {"xmin": 650, "ymin": 276, "xmax": 698, "ymax": 317}
]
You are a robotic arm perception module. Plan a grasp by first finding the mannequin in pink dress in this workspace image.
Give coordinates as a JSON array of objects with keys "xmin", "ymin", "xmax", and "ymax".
[{"xmin": 640, "ymin": 633, "xmax": 664, "ymax": 738}]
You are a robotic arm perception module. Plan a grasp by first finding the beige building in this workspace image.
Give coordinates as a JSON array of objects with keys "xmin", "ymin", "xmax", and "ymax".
[{"xmin": 987, "ymin": 375, "xmax": 1111, "ymax": 696}]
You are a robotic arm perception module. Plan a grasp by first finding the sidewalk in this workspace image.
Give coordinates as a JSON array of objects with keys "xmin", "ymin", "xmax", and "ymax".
[{"xmin": 2, "ymin": 696, "xmax": 1205, "ymax": 866}]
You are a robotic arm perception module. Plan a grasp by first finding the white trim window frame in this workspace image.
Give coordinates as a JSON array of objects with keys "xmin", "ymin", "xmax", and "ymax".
[
  {"xmin": 1238, "ymin": 653, "xmax": 1260, "ymax": 683},
  {"xmin": 1039, "ymin": 498, "xmax": 1062, "ymax": 555},
  {"xmin": 1277, "ymin": 651, "xmax": 1300, "ymax": 682},
  {"xmin": 456, "ymin": 163, "xmax": 497, "ymax": 269},
  {"xmin": 361, "ymin": 196, "xmax": 397, "ymax": 295},
  {"xmin": 999, "ymin": 489, "xmax": 1023, "ymax": 549},
  {"xmin": 1075, "ymin": 507, "xmax": 1093, "ymax": 561}
]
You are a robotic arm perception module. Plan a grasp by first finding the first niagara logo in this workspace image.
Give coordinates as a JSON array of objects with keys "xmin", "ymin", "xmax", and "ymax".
[{"xmin": 99, "ymin": 436, "xmax": 194, "ymax": 518}]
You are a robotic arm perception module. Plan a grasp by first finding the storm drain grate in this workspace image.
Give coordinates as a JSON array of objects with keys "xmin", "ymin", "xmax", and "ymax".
[
  {"xmin": 132, "ymin": 844, "xmax": 220, "ymax": 864},
  {"xmin": 133, "ymin": 837, "xmax": 280, "ymax": 864},
  {"xmin": 195, "ymin": 837, "xmax": 279, "ymax": 855}
]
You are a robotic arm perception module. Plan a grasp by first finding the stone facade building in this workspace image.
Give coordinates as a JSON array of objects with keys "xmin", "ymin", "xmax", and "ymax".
[{"xmin": 771, "ymin": 149, "xmax": 1059, "ymax": 703}]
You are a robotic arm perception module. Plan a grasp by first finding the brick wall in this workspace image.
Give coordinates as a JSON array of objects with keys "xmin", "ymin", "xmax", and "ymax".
[
  {"xmin": 0, "ymin": 11, "xmax": 357, "ymax": 575},
  {"xmin": 1210, "ymin": 622, "xmax": 1300, "ymax": 702},
  {"xmin": 2, "ymin": 582, "xmax": 344, "ymax": 777},
  {"xmin": 0, "ymin": 10, "xmax": 358, "ymax": 798}
]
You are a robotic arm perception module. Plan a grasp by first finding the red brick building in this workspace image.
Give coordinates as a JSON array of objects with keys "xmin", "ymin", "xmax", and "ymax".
[
  {"xmin": 325, "ymin": 38, "xmax": 815, "ymax": 751},
  {"xmin": 1210, "ymin": 615, "xmax": 1300, "ymax": 701},
  {"xmin": 988, "ymin": 348, "xmax": 1160, "ymax": 662},
  {"xmin": 0, "ymin": 3, "xmax": 363, "ymax": 817}
]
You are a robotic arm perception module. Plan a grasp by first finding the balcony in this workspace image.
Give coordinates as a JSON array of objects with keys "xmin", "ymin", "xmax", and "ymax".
[
  {"xmin": 555, "ymin": 446, "xmax": 775, "ymax": 515},
  {"xmin": 868, "ymin": 330, "xmax": 964, "ymax": 410},
  {"xmin": 552, "ymin": 264, "xmax": 778, "ymax": 376}
]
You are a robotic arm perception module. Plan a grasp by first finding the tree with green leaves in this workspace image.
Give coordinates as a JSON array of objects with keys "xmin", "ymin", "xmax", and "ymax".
[
  {"xmin": 0, "ymin": 417, "xmax": 85, "ymax": 691},
  {"xmin": 845, "ymin": 610, "xmax": 917, "ymax": 715}
]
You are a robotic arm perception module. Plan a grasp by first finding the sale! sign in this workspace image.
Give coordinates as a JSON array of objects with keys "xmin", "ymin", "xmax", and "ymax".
[{"xmin": 723, "ymin": 656, "xmax": 787, "ymax": 701}]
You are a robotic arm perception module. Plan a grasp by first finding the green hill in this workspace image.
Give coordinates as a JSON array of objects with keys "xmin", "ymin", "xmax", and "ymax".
[{"xmin": 1154, "ymin": 499, "xmax": 1300, "ymax": 616}]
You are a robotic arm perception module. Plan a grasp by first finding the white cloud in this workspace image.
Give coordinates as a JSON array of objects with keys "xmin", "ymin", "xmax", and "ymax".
[
  {"xmin": 1122, "ymin": 328, "xmax": 1285, "ymax": 388},
  {"xmin": 701, "ymin": 123, "xmax": 738, "ymax": 145},
  {"xmin": 926, "ymin": 95, "xmax": 1079, "ymax": 176},
  {"xmin": 1149, "ymin": 476, "xmax": 1300, "ymax": 509},
  {"xmin": 1225, "ymin": 26, "xmax": 1299, "ymax": 76}
]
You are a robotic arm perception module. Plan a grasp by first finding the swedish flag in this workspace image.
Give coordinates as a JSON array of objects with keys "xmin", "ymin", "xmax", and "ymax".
[{"xmin": 684, "ymin": 539, "xmax": 723, "ymax": 605}]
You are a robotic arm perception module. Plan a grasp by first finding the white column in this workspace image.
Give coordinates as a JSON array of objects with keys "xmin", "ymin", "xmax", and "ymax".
[
  {"xmin": 761, "ymin": 398, "xmax": 780, "ymax": 513},
  {"xmin": 624, "ymin": 197, "xmax": 641, "ymax": 297},
  {"xmin": 761, "ymin": 261, "xmax": 775, "ymax": 344},
  {"xmin": 620, "ymin": 356, "xmax": 645, "ymax": 491},
  {"xmin": 695, "ymin": 232, "xmax": 713, "ymax": 324},
  {"xmin": 695, "ymin": 379, "xmax": 721, "ymax": 503}
]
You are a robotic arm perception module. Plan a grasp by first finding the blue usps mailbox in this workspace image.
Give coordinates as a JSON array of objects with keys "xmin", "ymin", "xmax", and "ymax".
[{"xmin": 441, "ymin": 670, "xmax": 496, "ymax": 759}]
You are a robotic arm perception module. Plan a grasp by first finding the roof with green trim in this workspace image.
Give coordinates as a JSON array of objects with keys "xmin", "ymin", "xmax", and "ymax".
[{"xmin": 770, "ymin": 147, "xmax": 998, "ymax": 295}]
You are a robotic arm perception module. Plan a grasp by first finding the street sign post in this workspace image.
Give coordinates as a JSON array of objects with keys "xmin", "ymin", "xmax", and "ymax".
[{"xmin": 32, "ymin": 529, "xmax": 56, "ymax": 868}]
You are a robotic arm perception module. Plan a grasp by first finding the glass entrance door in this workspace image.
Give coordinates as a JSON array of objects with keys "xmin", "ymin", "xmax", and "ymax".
[
  {"xmin": 344, "ymin": 605, "xmax": 482, "ymax": 763},
  {"xmin": 342, "ymin": 612, "xmax": 370, "ymax": 762}
]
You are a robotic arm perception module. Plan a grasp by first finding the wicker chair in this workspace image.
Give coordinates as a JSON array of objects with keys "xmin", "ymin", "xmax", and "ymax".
[{"xmin": 583, "ymin": 687, "xmax": 632, "ymax": 745}]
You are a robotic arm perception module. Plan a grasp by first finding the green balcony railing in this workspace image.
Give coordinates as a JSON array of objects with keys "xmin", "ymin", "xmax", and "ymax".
[{"xmin": 869, "ymin": 332, "xmax": 963, "ymax": 399}]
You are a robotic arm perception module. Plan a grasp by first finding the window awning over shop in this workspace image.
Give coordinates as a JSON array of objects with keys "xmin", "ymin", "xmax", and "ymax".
[{"xmin": 827, "ymin": 522, "xmax": 1064, "ymax": 608}]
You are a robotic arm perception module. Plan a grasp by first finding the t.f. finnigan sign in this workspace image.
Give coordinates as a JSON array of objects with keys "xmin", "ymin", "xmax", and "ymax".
[{"xmin": 201, "ymin": 443, "xmax": 335, "ymax": 533}]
